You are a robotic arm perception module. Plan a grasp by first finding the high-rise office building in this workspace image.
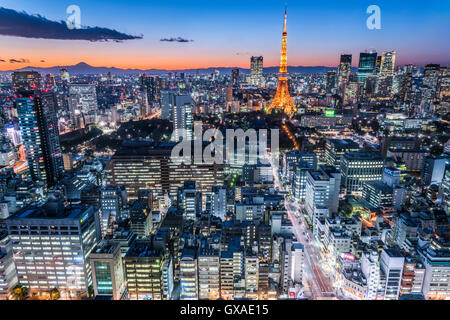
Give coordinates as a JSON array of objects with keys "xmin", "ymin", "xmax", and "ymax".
[
  {"xmin": 60, "ymin": 69, "xmax": 70, "ymax": 82},
  {"xmin": 160, "ymin": 90, "xmax": 174, "ymax": 120},
  {"xmin": 105, "ymin": 141, "xmax": 224, "ymax": 202},
  {"xmin": 139, "ymin": 75, "xmax": 159, "ymax": 105},
  {"xmin": 341, "ymin": 152, "xmax": 384, "ymax": 195},
  {"xmin": 101, "ymin": 186, "xmax": 125, "ymax": 221},
  {"xmin": 178, "ymin": 181, "xmax": 201, "ymax": 222},
  {"xmin": 438, "ymin": 67, "xmax": 450, "ymax": 100},
  {"xmin": 15, "ymin": 89, "xmax": 64, "ymax": 188},
  {"xmin": 129, "ymin": 201, "xmax": 151, "ymax": 238},
  {"xmin": 283, "ymin": 150, "xmax": 318, "ymax": 182},
  {"xmin": 305, "ymin": 166, "xmax": 341, "ymax": 222},
  {"xmin": 343, "ymin": 81, "xmax": 360, "ymax": 105},
  {"xmin": 180, "ymin": 247, "xmax": 198, "ymax": 300},
  {"xmin": 220, "ymin": 240, "xmax": 243, "ymax": 299},
  {"xmin": 361, "ymin": 251, "xmax": 381, "ymax": 300},
  {"xmin": 363, "ymin": 181, "xmax": 394, "ymax": 209},
  {"xmin": 231, "ymin": 69, "xmax": 240, "ymax": 85},
  {"xmin": 124, "ymin": 240, "xmax": 167, "ymax": 300},
  {"xmin": 280, "ymin": 239, "xmax": 304, "ymax": 294},
  {"xmin": 325, "ymin": 139, "xmax": 360, "ymax": 171},
  {"xmin": 68, "ymin": 84, "xmax": 98, "ymax": 115},
  {"xmin": 40, "ymin": 91, "xmax": 64, "ymax": 181},
  {"xmin": 248, "ymin": 56, "xmax": 264, "ymax": 87},
  {"xmin": 422, "ymin": 64, "xmax": 441, "ymax": 101},
  {"xmin": 422, "ymin": 156, "xmax": 448, "ymax": 185},
  {"xmin": 379, "ymin": 51, "xmax": 397, "ymax": 77},
  {"xmin": 6, "ymin": 197, "xmax": 97, "ymax": 299},
  {"xmin": 357, "ymin": 51, "xmax": 378, "ymax": 84},
  {"xmin": 211, "ymin": 186, "xmax": 227, "ymax": 220},
  {"xmin": 172, "ymin": 94, "xmax": 193, "ymax": 141},
  {"xmin": 375, "ymin": 55, "xmax": 382, "ymax": 74},
  {"xmin": 197, "ymin": 246, "xmax": 220, "ymax": 300},
  {"xmin": 325, "ymin": 70, "xmax": 337, "ymax": 92},
  {"xmin": 418, "ymin": 244, "xmax": 450, "ymax": 300},
  {"xmin": 337, "ymin": 54, "xmax": 352, "ymax": 88},
  {"xmin": 0, "ymin": 234, "xmax": 17, "ymax": 300},
  {"xmin": 244, "ymin": 252, "xmax": 259, "ymax": 298},
  {"xmin": 292, "ymin": 164, "xmax": 315, "ymax": 203},
  {"xmin": 89, "ymin": 241, "xmax": 125, "ymax": 300},
  {"xmin": 380, "ymin": 247, "xmax": 405, "ymax": 300},
  {"xmin": 12, "ymin": 71, "xmax": 42, "ymax": 93}
]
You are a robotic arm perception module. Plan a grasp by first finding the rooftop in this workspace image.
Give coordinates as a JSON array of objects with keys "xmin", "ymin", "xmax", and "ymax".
[
  {"xmin": 8, "ymin": 204, "xmax": 90, "ymax": 221},
  {"xmin": 343, "ymin": 152, "xmax": 383, "ymax": 161},
  {"xmin": 328, "ymin": 139, "xmax": 360, "ymax": 149},
  {"xmin": 126, "ymin": 241, "xmax": 163, "ymax": 258},
  {"xmin": 91, "ymin": 241, "xmax": 120, "ymax": 255}
]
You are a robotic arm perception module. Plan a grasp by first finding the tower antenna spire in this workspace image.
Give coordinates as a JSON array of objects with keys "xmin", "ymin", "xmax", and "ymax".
[{"xmin": 266, "ymin": 7, "xmax": 297, "ymax": 118}]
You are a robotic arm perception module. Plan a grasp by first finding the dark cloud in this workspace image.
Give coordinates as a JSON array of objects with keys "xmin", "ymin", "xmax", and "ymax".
[
  {"xmin": 0, "ymin": 59, "xmax": 5, "ymax": 62},
  {"xmin": 40, "ymin": 60, "xmax": 45, "ymax": 62},
  {"xmin": 9, "ymin": 58, "xmax": 30, "ymax": 63},
  {"xmin": 160, "ymin": 37, "xmax": 193, "ymax": 43},
  {"xmin": 0, "ymin": 7, "xmax": 143, "ymax": 42}
]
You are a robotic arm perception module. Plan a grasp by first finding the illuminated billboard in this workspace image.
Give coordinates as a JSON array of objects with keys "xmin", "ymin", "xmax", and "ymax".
[{"xmin": 325, "ymin": 109, "xmax": 335, "ymax": 117}]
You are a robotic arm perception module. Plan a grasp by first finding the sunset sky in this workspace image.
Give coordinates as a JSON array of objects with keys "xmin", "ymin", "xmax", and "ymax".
[{"xmin": 0, "ymin": 0, "xmax": 449, "ymax": 71}]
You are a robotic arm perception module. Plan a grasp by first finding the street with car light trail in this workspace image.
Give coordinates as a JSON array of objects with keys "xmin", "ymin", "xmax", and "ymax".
[{"xmin": 269, "ymin": 153, "xmax": 338, "ymax": 299}]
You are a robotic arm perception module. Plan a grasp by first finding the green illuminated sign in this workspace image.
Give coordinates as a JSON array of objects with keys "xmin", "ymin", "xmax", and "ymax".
[{"xmin": 325, "ymin": 110, "xmax": 335, "ymax": 117}]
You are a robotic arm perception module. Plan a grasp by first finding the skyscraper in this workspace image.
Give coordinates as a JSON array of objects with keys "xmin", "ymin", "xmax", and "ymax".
[
  {"xmin": 14, "ymin": 77, "xmax": 64, "ymax": 188},
  {"xmin": 178, "ymin": 181, "xmax": 201, "ymax": 222},
  {"xmin": 60, "ymin": 69, "xmax": 70, "ymax": 82},
  {"xmin": 337, "ymin": 54, "xmax": 352, "ymax": 88},
  {"xmin": 12, "ymin": 71, "xmax": 42, "ymax": 93},
  {"xmin": 375, "ymin": 55, "xmax": 382, "ymax": 74},
  {"xmin": 325, "ymin": 70, "xmax": 337, "ymax": 93},
  {"xmin": 172, "ymin": 94, "xmax": 193, "ymax": 141},
  {"xmin": 68, "ymin": 84, "xmax": 98, "ymax": 126},
  {"xmin": 161, "ymin": 90, "xmax": 174, "ymax": 120},
  {"xmin": 231, "ymin": 69, "xmax": 240, "ymax": 85},
  {"xmin": 249, "ymin": 56, "xmax": 264, "ymax": 87},
  {"xmin": 379, "ymin": 51, "xmax": 397, "ymax": 77},
  {"xmin": 139, "ymin": 75, "xmax": 159, "ymax": 105},
  {"xmin": 357, "ymin": 52, "xmax": 378, "ymax": 85},
  {"xmin": 266, "ymin": 9, "xmax": 296, "ymax": 117},
  {"xmin": 40, "ymin": 91, "xmax": 64, "ymax": 183}
]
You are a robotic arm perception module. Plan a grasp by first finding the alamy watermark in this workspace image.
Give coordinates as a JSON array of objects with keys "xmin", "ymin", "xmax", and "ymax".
[
  {"xmin": 170, "ymin": 121, "xmax": 280, "ymax": 169},
  {"xmin": 66, "ymin": 5, "xmax": 81, "ymax": 30},
  {"xmin": 366, "ymin": 5, "xmax": 381, "ymax": 30}
]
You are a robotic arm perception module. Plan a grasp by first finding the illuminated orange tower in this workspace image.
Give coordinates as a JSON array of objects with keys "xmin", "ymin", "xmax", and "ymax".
[{"xmin": 266, "ymin": 9, "xmax": 297, "ymax": 117}]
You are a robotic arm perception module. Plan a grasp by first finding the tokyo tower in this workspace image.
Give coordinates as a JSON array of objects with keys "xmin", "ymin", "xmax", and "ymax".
[{"xmin": 266, "ymin": 9, "xmax": 297, "ymax": 118}]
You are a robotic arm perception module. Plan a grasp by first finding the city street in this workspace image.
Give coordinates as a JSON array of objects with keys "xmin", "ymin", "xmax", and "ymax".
[{"xmin": 270, "ymin": 154, "xmax": 337, "ymax": 299}]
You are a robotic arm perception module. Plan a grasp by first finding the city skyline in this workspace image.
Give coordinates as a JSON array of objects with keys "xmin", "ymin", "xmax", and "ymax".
[
  {"xmin": 0, "ymin": 0, "xmax": 449, "ymax": 71},
  {"xmin": 0, "ymin": 0, "xmax": 449, "ymax": 304}
]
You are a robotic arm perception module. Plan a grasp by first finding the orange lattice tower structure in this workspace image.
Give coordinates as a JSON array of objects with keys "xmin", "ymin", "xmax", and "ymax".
[{"xmin": 266, "ymin": 9, "xmax": 297, "ymax": 118}]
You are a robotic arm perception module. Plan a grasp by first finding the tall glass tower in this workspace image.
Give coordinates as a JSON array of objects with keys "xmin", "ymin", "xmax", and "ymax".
[
  {"xmin": 14, "ymin": 71, "xmax": 64, "ymax": 188},
  {"xmin": 357, "ymin": 52, "xmax": 378, "ymax": 85}
]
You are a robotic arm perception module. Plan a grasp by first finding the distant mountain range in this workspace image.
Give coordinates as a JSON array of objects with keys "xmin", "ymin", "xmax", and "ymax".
[{"xmin": 0, "ymin": 62, "xmax": 358, "ymax": 75}]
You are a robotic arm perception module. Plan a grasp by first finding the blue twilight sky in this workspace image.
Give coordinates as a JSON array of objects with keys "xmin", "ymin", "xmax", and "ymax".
[{"xmin": 0, "ymin": 0, "xmax": 449, "ymax": 70}]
